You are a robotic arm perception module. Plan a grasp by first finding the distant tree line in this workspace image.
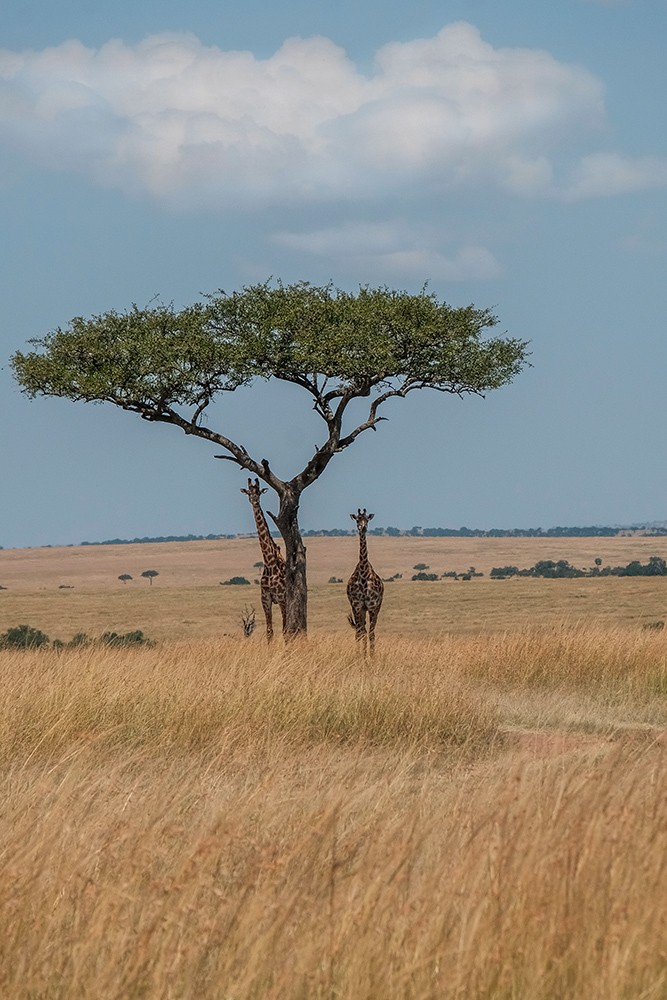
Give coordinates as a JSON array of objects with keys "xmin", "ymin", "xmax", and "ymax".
[
  {"xmin": 70, "ymin": 524, "xmax": 667, "ymax": 546},
  {"xmin": 81, "ymin": 533, "xmax": 236, "ymax": 545},
  {"xmin": 3, "ymin": 524, "xmax": 661, "ymax": 550},
  {"xmin": 491, "ymin": 557, "xmax": 667, "ymax": 579}
]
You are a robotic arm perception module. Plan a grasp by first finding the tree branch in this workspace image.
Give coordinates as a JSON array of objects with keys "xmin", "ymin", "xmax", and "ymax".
[{"xmin": 117, "ymin": 397, "xmax": 286, "ymax": 493}]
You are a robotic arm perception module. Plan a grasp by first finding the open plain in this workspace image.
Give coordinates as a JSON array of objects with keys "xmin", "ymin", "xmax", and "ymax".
[
  {"xmin": 1, "ymin": 536, "xmax": 666, "ymax": 999},
  {"xmin": 3, "ymin": 534, "xmax": 667, "ymax": 640}
]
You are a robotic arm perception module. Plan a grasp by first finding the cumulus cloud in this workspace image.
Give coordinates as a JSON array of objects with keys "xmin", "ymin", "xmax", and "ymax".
[
  {"xmin": 563, "ymin": 153, "xmax": 667, "ymax": 200},
  {"xmin": 1, "ymin": 23, "xmax": 640, "ymax": 210},
  {"xmin": 273, "ymin": 221, "xmax": 502, "ymax": 281}
]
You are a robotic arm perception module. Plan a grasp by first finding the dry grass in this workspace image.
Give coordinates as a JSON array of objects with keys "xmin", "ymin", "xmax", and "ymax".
[
  {"xmin": 3, "ymin": 533, "xmax": 667, "ymax": 588},
  {"xmin": 1, "ymin": 633, "xmax": 666, "ymax": 999},
  {"xmin": 4, "ymin": 536, "xmax": 667, "ymax": 644},
  {"xmin": 3, "ymin": 576, "xmax": 667, "ymax": 643}
]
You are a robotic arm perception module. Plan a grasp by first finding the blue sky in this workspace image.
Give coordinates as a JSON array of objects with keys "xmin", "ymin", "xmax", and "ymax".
[{"xmin": 1, "ymin": 0, "xmax": 666, "ymax": 547}]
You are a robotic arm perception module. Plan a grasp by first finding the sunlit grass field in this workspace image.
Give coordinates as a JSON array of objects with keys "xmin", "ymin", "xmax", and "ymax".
[
  {"xmin": 2, "ymin": 534, "xmax": 667, "ymax": 640},
  {"xmin": 1, "ymin": 539, "xmax": 666, "ymax": 998}
]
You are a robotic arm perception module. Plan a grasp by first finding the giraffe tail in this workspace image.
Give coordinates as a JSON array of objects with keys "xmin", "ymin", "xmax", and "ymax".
[{"xmin": 347, "ymin": 612, "xmax": 356, "ymax": 630}]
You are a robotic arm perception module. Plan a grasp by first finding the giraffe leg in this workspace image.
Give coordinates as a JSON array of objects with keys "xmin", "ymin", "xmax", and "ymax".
[
  {"xmin": 261, "ymin": 588, "xmax": 274, "ymax": 643},
  {"xmin": 351, "ymin": 606, "xmax": 367, "ymax": 652},
  {"xmin": 279, "ymin": 600, "xmax": 287, "ymax": 636},
  {"xmin": 368, "ymin": 607, "xmax": 381, "ymax": 655}
]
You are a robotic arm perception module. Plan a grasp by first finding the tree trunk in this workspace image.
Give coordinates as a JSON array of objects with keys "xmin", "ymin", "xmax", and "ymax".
[{"xmin": 272, "ymin": 487, "xmax": 308, "ymax": 636}]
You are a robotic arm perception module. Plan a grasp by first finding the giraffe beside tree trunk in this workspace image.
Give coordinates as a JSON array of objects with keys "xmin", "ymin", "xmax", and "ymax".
[
  {"xmin": 347, "ymin": 508, "xmax": 384, "ymax": 654},
  {"xmin": 241, "ymin": 479, "xmax": 286, "ymax": 642}
]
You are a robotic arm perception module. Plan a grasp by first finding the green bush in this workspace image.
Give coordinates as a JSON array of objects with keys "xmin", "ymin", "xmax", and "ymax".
[
  {"xmin": 99, "ymin": 630, "xmax": 155, "ymax": 647},
  {"xmin": 68, "ymin": 632, "xmax": 92, "ymax": 647},
  {"xmin": 0, "ymin": 626, "xmax": 155, "ymax": 651},
  {"xmin": 220, "ymin": 576, "xmax": 251, "ymax": 586},
  {"xmin": 0, "ymin": 624, "xmax": 50, "ymax": 649}
]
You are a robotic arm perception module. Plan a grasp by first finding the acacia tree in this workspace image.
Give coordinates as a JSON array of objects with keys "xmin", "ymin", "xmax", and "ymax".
[{"xmin": 11, "ymin": 281, "xmax": 529, "ymax": 635}]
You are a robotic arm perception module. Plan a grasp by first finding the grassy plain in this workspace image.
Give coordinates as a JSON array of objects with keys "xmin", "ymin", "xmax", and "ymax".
[
  {"xmin": 2, "ymin": 534, "xmax": 667, "ymax": 640},
  {"xmin": 1, "ymin": 538, "xmax": 666, "ymax": 998}
]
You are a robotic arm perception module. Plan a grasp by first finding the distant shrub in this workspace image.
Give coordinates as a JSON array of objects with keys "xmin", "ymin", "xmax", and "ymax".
[
  {"xmin": 413, "ymin": 563, "xmax": 430, "ymax": 571},
  {"xmin": 0, "ymin": 624, "xmax": 50, "ymax": 650},
  {"xmin": 68, "ymin": 632, "xmax": 92, "ymax": 648},
  {"xmin": 411, "ymin": 572, "xmax": 439, "ymax": 582},
  {"xmin": 118, "ymin": 574, "xmax": 133, "ymax": 584},
  {"xmin": 328, "ymin": 576, "xmax": 344, "ymax": 584},
  {"xmin": 490, "ymin": 566, "xmax": 521, "ymax": 579},
  {"xmin": 1, "ymin": 625, "xmax": 155, "ymax": 651},
  {"xmin": 220, "ymin": 576, "xmax": 251, "ymax": 586},
  {"xmin": 99, "ymin": 630, "xmax": 155, "ymax": 647}
]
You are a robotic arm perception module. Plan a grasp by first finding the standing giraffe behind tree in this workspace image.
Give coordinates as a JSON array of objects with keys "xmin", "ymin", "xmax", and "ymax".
[
  {"xmin": 347, "ymin": 509, "xmax": 384, "ymax": 654},
  {"xmin": 241, "ymin": 478, "xmax": 286, "ymax": 642}
]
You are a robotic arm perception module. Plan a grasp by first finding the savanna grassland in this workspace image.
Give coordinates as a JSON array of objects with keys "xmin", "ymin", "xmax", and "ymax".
[
  {"xmin": 1, "ymin": 537, "xmax": 666, "ymax": 999},
  {"xmin": 3, "ymin": 534, "xmax": 667, "ymax": 640}
]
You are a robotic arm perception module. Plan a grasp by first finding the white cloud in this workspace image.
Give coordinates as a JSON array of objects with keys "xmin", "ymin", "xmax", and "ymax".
[
  {"xmin": 273, "ymin": 221, "xmax": 502, "ymax": 281},
  {"xmin": 0, "ymin": 24, "xmax": 617, "ymax": 208},
  {"xmin": 564, "ymin": 153, "xmax": 667, "ymax": 200}
]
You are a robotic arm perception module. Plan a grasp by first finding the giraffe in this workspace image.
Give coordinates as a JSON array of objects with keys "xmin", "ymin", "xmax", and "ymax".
[
  {"xmin": 241, "ymin": 478, "xmax": 286, "ymax": 642},
  {"xmin": 347, "ymin": 508, "xmax": 384, "ymax": 654}
]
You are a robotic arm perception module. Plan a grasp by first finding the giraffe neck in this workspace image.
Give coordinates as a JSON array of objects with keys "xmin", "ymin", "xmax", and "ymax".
[
  {"xmin": 357, "ymin": 529, "xmax": 369, "ymax": 569},
  {"xmin": 251, "ymin": 500, "xmax": 281, "ymax": 564}
]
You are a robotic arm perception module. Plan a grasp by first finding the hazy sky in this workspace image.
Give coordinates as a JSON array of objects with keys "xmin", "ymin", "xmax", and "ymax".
[{"xmin": 2, "ymin": 0, "xmax": 666, "ymax": 548}]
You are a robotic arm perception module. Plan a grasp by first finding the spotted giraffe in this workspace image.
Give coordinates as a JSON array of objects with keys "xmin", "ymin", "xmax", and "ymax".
[
  {"xmin": 347, "ymin": 508, "xmax": 384, "ymax": 654},
  {"xmin": 241, "ymin": 478, "xmax": 286, "ymax": 642}
]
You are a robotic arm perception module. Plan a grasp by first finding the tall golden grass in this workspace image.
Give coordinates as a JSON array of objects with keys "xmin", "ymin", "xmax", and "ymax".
[{"xmin": 1, "ymin": 632, "xmax": 665, "ymax": 999}]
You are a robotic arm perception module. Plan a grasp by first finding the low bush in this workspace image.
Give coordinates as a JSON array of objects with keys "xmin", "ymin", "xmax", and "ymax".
[
  {"xmin": 0, "ymin": 624, "xmax": 50, "ymax": 650},
  {"xmin": 0, "ymin": 626, "xmax": 155, "ymax": 651}
]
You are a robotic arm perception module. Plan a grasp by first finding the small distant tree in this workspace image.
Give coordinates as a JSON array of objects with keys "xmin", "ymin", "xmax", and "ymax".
[
  {"xmin": 141, "ymin": 570, "xmax": 159, "ymax": 585},
  {"xmin": 254, "ymin": 561, "xmax": 264, "ymax": 569},
  {"xmin": 413, "ymin": 563, "xmax": 429, "ymax": 571},
  {"xmin": 118, "ymin": 574, "xmax": 133, "ymax": 585}
]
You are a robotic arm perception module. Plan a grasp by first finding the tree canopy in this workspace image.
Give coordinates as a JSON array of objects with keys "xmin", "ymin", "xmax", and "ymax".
[{"xmin": 12, "ymin": 281, "xmax": 528, "ymax": 491}]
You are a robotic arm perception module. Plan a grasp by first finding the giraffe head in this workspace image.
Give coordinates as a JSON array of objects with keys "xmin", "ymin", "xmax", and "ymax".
[
  {"xmin": 350, "ymin": 508, "xmax": 374, "ymax": 533},
  {"xmin": 241, "ymin": 478, "xmax": 267, "ymax": 503}
]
